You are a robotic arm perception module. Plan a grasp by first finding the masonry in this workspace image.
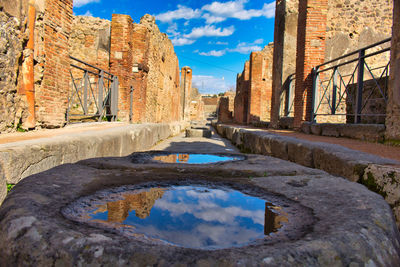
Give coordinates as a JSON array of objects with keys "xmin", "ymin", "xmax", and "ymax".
[
  {"xmin": 0, "ymin": 0, "xmax": 73, "ymax": 132},
  {"xmin": 269, "ymin": 0, "xmax": 393, "ymax": 129},
  {"xmin": 233, "ymin": 43, "xmax": 274, "ymax": 124}
]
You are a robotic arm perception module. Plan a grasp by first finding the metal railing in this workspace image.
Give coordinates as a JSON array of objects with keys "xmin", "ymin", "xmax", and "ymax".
[
  {"xmin": 68, "ymin": 56, "xmax": 119, "ymax": 123},
  {"xmin": 311, "ymin": 38, "xmax": 391, "ymax": 124},
  {"xmin": 279, "ymin": 73, "xmax": 296, "ymax": 117}
]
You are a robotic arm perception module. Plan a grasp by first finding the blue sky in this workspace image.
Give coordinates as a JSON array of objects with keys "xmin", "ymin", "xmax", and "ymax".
[{"xmin": 73, "ymin": 0, "xmax": 276, "ymax": 94}]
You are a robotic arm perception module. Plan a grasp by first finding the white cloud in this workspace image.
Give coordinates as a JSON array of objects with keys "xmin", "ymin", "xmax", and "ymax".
[
  {"xmin": 192, "ymin": 75, "xmax": 232, "ymax": 94},
  {"xmin": 197, "ymin": 39, "xmax": 264, "ymax": 57},
  {"xmin": 73, "ymin": 0, "xmax": 100, "ymax": 8},
  {"xmin": 184, "ymin": 25, "xmax": 235, "ymax": 39},
  {"xmin": 166, "ymin": 23, "xmax": 179, "ymax": 37},
  {"xmin": 156, "ymin": 5, "xmax": 201, "ymax": 23},
  {"xmin": 80, "ymin": 10, "xmax": 93, "ymax": 16},
  {"xmin": 201, "ymin": 0, "xmax": 275, "ymax": 24},
  {"xmin": 199, "ymin": 50, "xmax": 226, "ymax": 57},
  {"xmin": 171, "ymin": 37, "xmax": 196, "ymax": 46}
]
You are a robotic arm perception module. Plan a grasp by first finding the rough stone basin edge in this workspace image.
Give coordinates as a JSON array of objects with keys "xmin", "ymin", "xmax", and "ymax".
[
  {"xmin": 212, "ymin": 122, "xmax": 400, "ymax": 228},
  {"xmin": 0, "ymin": 122, "xmax": 188, "ymax": 204}
]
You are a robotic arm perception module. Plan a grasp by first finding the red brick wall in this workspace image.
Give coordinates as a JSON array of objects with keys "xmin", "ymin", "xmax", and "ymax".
[
  {"xmin": 293, "ymin": 0, "xmax": 328, "ymax": 128},
  {"xmin": 218, "ymin": 97, "xmax": 232, "ymax": 123},
  {"xmin": 110, "ymin": 14, "xmax": 134, "ymax": 121},
  {"xmin": 234, "ymin": 61, "xmax": 250, "ymax": 124},
  {"xmin": 35, "ymin": 0, "xmax": 73, "ymax": 127},
  {"xmin": 130, "ymin": 24, "xmax": 149, "ymax": 123}
]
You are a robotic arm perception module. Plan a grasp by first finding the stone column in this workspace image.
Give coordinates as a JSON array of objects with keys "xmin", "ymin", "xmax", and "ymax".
[
  {"xmin": 180, "ymin": 66, "xmax": 192, "ymax": 121},
  {"xmin": 385, "ymin": 0, "xmax": 400, "ymax": 140},
  {"xmin": 293, "ymin": 0, "xmax": 328, "ymax": 128},
  {"xmin": 247, "ymin": 52, "xmax": 263, "ymax": 124}
]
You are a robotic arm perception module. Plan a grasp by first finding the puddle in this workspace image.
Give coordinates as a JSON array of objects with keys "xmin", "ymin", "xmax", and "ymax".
[
  {"xmin": 152, "ymin": 154, "xmax": 243, "ymax": 164},
  {"xmin": 65, "ymin": 185, "xmax": 288, "ymax": 250}
]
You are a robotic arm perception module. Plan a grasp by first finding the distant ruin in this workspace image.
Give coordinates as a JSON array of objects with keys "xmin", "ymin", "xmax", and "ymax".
[
  {"xmin": 226, "ymin": 0, "xmax": 399, "ymax": 140},
  {"xmin": 0, "ymin": 0, "xmax": 203, "ymax": 133}
]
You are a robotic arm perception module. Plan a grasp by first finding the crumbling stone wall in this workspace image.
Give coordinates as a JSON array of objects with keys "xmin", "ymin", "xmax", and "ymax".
[
  {"xmin": 270, "ymin": 0, "xmax": 298, "ymax": 127},
  {"xmin": 69, "ymin": 16, "xmax": 110, "ymax": 70},
  {"xmin": 270, "ymin": 0, "xmax": 393, "ymax": 127},
  {"xmin": 110, "ymin": 14, "xmax": 181, "ymax": 123},
  {"xmin": 202, "ymin": 96, "xmax": 218, "ymax": 117},
  {"xmin": 217, "ymin": 97, "xmax": 232, "ymax": 123},
  {"xmin": 234, "ymin": 61, "xmax": 250, "ymax": 124},
  {"xmin": 189, "ymin": 87, "xmax": 204, "ymax": 121},
  {"xmin": 234, "ymin": 44, "xmax": 274, "ymax": 124},
  {"xmin": 386, "ymin": 0, "xmax": 400, "ymax": 140},
  {"xmin": 0, "ymin": 0, "xmax": 73, "ymax": 131},
  {"xmin": 0, "ymin": 8, "xmax": 27, "ymax": 133}
]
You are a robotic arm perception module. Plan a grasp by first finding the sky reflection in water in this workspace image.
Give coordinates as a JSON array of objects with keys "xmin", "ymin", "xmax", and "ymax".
[
  {"xmin": 152, "ymin": 154, "xmax": 242, "ymax": 164},
  {"xmin": 90, "ymin": 186, "xmax": 287, "ymax": 249}
]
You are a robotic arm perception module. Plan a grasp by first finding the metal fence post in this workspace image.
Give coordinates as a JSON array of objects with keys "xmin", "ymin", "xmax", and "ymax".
[
  {"xmin": 83, "ymin": 71, "xmax": 89, "ymax": 115},
  {"xmin": 331, "ymin": 67, "xmax": 338, "ymax": 115},
  {"xmin": 311, "ymin": 67, "xmax": 319, "ymax": 122},
  {"xmin": 111, "ymin": 77, "xmax": 119, "ymax": 121},
  {"xmin": 98, "ymin": 71, "xmax": 104, "ymax": 122},
  {"xmin": 355, "ymin": 49, "xmax": 365, "ymax": 123}
]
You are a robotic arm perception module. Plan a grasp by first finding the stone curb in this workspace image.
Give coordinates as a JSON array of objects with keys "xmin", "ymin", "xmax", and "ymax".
[
  {"xmin": 213, "ymin": 123, "xmax": 400, "ymax": 227},
  {"xmin": 0, "ymin": 122, "xmax": 188, "ymax": 204}
]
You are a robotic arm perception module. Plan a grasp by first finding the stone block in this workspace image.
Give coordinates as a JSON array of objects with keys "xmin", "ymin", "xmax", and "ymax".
[
  {"xmin": 361, "ymin": 164, "xmax": 400, "ymax": 228},
  {"xmin": 310, "ymin": 123, "xmax": 322, "ymax": 135},
  {"xmin": 186, "ymin": 128, "xmax": 212, "ymax": 138},
  {"xmin": 320, "ymin": 123, "xmax": 340, "ymax": 137},
  {"xmin": 0, "ymin": 163, "xmax": 6, "ymax": 204},
  {"xmin": 340, "ymin": 124, "xmax": 385, "ymax": 142},
  {"xmin": 287, "ymin": 140, "xmax": 315, "ymax": 168},
  {"xmin": 270, "ymin": 137, "xmax": 289, "ymax": 160},
  {"xmin": 300, "ymin": 121, "xmax": 311, "ymax": 134}
]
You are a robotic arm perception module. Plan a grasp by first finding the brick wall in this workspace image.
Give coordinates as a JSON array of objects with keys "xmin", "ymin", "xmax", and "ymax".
[
  {"xmin": 385, "ymin": 0, "xmax": 400, "ymax": 140},
  {"xmin": 293, "ymin": 0, "xmax": 329, "ymax": 128},
  {"xmin": 0, "ymin": 7, "xmax": 26, "ymax": 133},
  {"xmin": 109, "ymin": 14, "xmax": 134, "ymax": 121},
  {"xmin": 234, "ymin": 61, "xmax": 250, "ymax": 124},
  {"xmin": 35, "ymin": 0, "xmax": 73, "ymax": 127},
  {"xmin": 270, "ymin": 0, "xmax": 299, "ymax": 127},
  {"xmin": 218, "ymin": 97, "xmax": 232, "ymax": 123},
  {"xmin": 233, "ymin": 44, "xmax": 273, "ymax": 125}
]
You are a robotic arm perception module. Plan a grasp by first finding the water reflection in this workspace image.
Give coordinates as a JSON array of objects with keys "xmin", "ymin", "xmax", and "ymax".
[
  {"xmin": 89, "ymin": 186, "xmax": 288, "ymax": 249},
  {"xmin": 152, "ymin": 154, "xmax": 242, "ymax": 164}
]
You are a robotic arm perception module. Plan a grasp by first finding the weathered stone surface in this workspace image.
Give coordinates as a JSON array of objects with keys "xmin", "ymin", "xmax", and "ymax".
[
  {"xmin": 185, "ymin": 127, "xmax": 212, "ymax": 138},
  {"xmin": 0, "ymin": 152, "xmax": 399, "ymax": 265},
  {"xmin": 214, "ymin": 123, "xmax": 400, "ymax": 227},
  {"xmin": 0, "ymin": 10, "xmax": 27, "ymax": 133},
  {"xmin": 303, "ymin": 123, "xmax": 386, "ymax": 142},
  {"xmin": 386, "ymin": 0, "xmax": 400, "ymax": 140},
  {"xmin": 361, "ymin": 164, "xmax": 400, "ymax": 228},
  {"xmin": 0, "ymin": 122, "xmax": 186, "ymax": 198}
]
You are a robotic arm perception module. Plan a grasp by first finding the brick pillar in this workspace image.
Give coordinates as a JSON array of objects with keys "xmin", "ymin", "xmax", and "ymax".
[
  {"xmin": 218, "ymin": 97, "xmax": 232, "ymax": 123},
  {"xmin": 247, "ymin": 52, "xmax": 263, "ymax": 124},
  {"xmin": 293, "ymin": 0, "xmax": 328, "ymax": 128},
  {"xmin": 270, "ymin": 0, "xmax": 286, "ymax": 128},
  {"xmin": 110, "ymin": 14, "xmax": 134, "ymax": 121},
  {"xmin": 180, "ymin": 66, "xmax": 192, "ymax": 121},
  {"xmin": 385, "ymin": 0, "xmax": 400, "ymax": 140},
  {"xmin": 35, "ymin": 0, "xmax": 73, "ymax": 127}
]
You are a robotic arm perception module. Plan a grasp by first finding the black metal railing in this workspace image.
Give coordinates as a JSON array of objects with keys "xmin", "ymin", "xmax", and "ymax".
[
  {"xmin": 68, "ymin": 56, "xmax": 119, "ymax": 123},
  {"xmin": 279, "ymin": 73, "xmax": 296, "ymax": 117},
  {"xmin": 311, "ymin": 38, "xmax": 391, "ymax": 124}
]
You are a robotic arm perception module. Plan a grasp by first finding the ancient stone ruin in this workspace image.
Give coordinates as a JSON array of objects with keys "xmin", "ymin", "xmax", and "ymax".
[{"xmin": 0, "ymin": 0, "xmax": 203, "ymax": 132}]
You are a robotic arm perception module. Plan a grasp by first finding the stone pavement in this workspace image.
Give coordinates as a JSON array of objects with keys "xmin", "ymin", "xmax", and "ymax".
[{"xmin": 1, "ymin": 122, "xmax": 400, "ymax": 265}]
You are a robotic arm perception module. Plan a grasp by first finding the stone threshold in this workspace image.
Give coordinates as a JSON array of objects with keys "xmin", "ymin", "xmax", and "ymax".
[{"xmin": 213, "ymin": 122, "xmax": 400, "ymax": 227}]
